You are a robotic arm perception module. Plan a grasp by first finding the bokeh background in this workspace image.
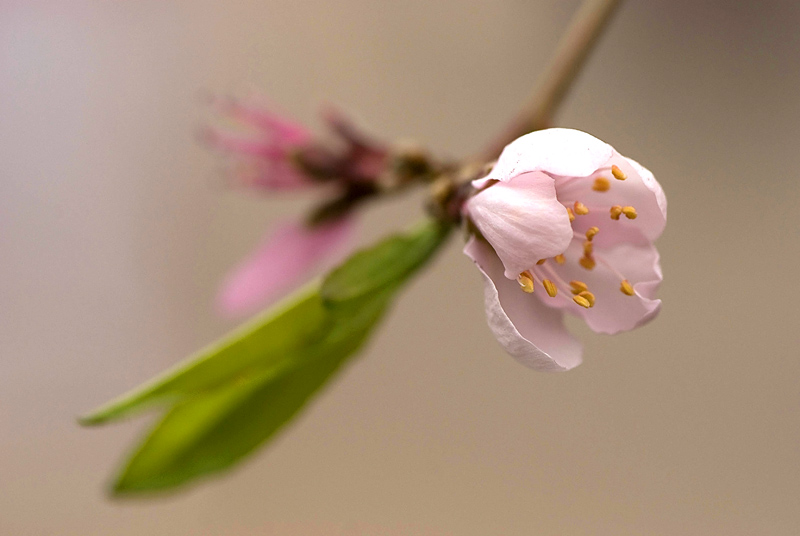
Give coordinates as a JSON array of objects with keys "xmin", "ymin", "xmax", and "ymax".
[{"xmin": 2, "ymin": 1, "xmax": 799, "ymax": 534}]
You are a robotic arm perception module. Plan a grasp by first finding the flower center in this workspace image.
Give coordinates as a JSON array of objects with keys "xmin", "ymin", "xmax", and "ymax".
[{"xmin": 515, "ymin": 165, "xmax": 640, "ymax": 307}]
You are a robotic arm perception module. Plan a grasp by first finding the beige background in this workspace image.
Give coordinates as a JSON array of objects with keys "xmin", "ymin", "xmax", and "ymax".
[{"xmin": 2, "ymin": 1, "xmax": 800, "ymax": 534}]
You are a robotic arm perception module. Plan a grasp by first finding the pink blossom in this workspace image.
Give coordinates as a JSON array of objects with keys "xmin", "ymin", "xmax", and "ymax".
[
  {"xmin": 464, "ymin": 128, "xmax": 667, "ymax": 371},
  {"xmin": 203, "ymin": 96, "xmax": 312, "ymax": 191},
  {"xmin": 217, "ymin": 218, "xmax": 354, "ymax": 316}
]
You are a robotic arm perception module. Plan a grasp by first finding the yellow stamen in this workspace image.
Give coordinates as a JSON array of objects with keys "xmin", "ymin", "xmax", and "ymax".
[
  {"xmin": 611, "ymin": 164, "xmax": 627, "ymax": 180},
  {"xmin": 610, "ymin": 205, "xmax": 623, "ymax": 220},
  {"xmin": 542, "ymin": 279, "xmax": 558, "ymax": 297},
  {"xmin": 583, "ymin": 240, "xmax": 593, "ymax": 257},
  {"xmin": 592, "ymin": 177, "xmax": 611, "ymax": 192},
  {"xmin": 570, "ymin": 280, "xmax": 588, "ymax": 294},
  {"xmin": 573, "ymin": 201, "xmax": 589, "ymax": 215},
  {"xmin": 573, "ymin": 295, "xmax": 591, "ymax": 308},
  {"xmin": 554, "ymin": 254, "xmax": 566, "ymax": 265},
  {"xmin": 578, "ymin": 290, "xmax": 596, "ymax": 307},
  {"xmin": 517, "ymin": 272, "xmax": 534, "ymax": 293},
  {"xmin": 620, "ymin": 279, "xmax": 635, "ymax": 296},
  {"xmin": 585, "ymin": 226, "xmax": 599, "ymax": 241},
  {"xmin": 566, "ymin": 207, "xmax": 575, "ymax": 222},
  {"xmin": 622, "ymin": 206, "xmax": 637, "ymax": 219},
  {"xmin": 579, "ymin": 256, "xmax": 596, "ymax": 270},
  {"xmin": 536, "ymin": 259, "xmax": 546, "ymax": 265}
]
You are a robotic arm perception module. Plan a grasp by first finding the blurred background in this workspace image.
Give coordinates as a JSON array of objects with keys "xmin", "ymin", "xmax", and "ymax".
[{"xmin": 2, "ymin": 1, "xmax": 799, "ymax": 534}]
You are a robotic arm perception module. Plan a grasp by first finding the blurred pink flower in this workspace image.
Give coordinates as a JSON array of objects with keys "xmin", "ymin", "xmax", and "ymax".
[
  {"xmin": 203, "ymin": 96, "xmax": 312, "ymax": 191},
  {"xmin": 464, "ymin": 128, "xmax": 667, "ymax": 371},
  {"xmin": 217, "ymin": 218, "xmax": 354, "ymax": 316},
  {"xmin": 203, "ymin": 97, "xmax": 373, "ymax": 316}
]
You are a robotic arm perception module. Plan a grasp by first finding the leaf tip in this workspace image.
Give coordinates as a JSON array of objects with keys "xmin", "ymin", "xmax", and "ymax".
[
  {"xmin": 109, "ymin": 477, "xmax": 135, "ymax": 498},
  {"xmin": 77, "ymin": 411, "xmax": 105, "ymax": 427},
  {"xmin": 108, "ymin": 471, "xmax": 153, "ymax": 498}
]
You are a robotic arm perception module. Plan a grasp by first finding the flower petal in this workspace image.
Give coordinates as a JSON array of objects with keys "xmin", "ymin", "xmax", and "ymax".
[
  {"xmin": 231, "ymin": 160, "xmax": 310, "ymax": 191},
  {"xmin": 560, "ymin": 154, "xmax": 667, "ymax": 246},
  {"xmin": 626, "ymin": 157, "xmax": 667, "ymax": 219},
  {"xmin": 204, "ymin": 95, "xmax": 313, "ymax": 192},
  {"xmin": 203, "ymin": 128, "xmax": 282, "ymax": 157},
  {"xmin": 209, "ymin": 95, "xmax": 310, "ymax": 144},
  {"xmin": 535, "ymin": 234, "xmax": 662, "ymax": 335},
  {"xmin": 217, "ymin": 218, "xmax": 354, "ymax": 316},
  {"xmin": 464, "ymin": 236, "xmax": 582, "ymax": 371},
  {"xmin": 466, "ymin": 171, "xmax": 573, "ymax": 279},
  {"xmin": 473, "ymin": 128, "xmax": 613, "ymax": 189}
]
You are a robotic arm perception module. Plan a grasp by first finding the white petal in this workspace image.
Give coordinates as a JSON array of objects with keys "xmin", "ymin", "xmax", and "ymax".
[
  {"xmin": 626, "ymin": 156, "xmax": 667, "ymax": 221},
  {"xmin": 473, "ymin": 128, "xmax": 613, "ymax": 188},
  {"xmin": 466, "ymin": 171, "xmax": 573, "ymax": 279},
  {"xmin": 464, "ymin": 236, "xmax": 583, "ymax": 372},
  {"xmin": 560, "ymin": 153, "xmax": 667, "ymax": 246},
  {"xmin": 534, "ymin": 234, "xmax": 662, "ymax": 335}
]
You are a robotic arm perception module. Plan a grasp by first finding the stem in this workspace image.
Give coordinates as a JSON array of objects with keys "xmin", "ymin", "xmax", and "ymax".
[{"xmin": 481, "ymin": 0, "xmax": 623, "ymax": 160}]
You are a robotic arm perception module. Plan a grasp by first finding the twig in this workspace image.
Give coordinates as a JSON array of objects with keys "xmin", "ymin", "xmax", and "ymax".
[{"xmin": 481, "ymin": 0, "xmax": 623, "ymax": 160}]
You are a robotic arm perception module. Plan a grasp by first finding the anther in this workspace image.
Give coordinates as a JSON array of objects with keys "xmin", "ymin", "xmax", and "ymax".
[
  {"xmin": 542, "ymin": 279, "xmax": 558, "ymax": 297},
  {"xmin": 585, "ymin": 226, "xmax": 599, "ymax": 241},
  {"xmin": 592, "ymin": 177, "xmax": 611, "ymax": 192},
  {"xmin": 611, "ymin": 165, "xmax": 627, "ymax": 180},
  {"xmin": 573, "ymin": 295, "xmax": 591, "ymax": 308},
  {"xmin": 570, "ymin": 280, "xmax": 588, "ymax": 294},
  {"xmin": 579, "ymin": 256, "xmax": 596, "ymax": 270},
  {"xmin": 610, "ymin": 205, "xmax": 623, "ymax": 220},
  {"xmin": 620, "ymin": 279, "xmax": 635, "ymax": 296},
  {"xmin": 573, "ymin": 201, "xmax": 589, "ymax": 215},
  {"xmin": 577, "ymin": 290, "xmax": 596, "ymax": 307},
  {"xmin": 622, "ymin": 206, "xmax": 637, "ymax": 219},
  {"xmin": 554, "ymin": 254, "xmax": 566, "ymax": 265},
  {"xmin": 517, "ymin": 272, "xmax": 534, "ymax": 293},
  {"xmin": 536, "ymin": 259, "xmax": 546, "ymax": 265},
  {"xmin": 583, "ymin": 240, "xmax": 593, "ymax": 257},
  {"xmin": 566, "ymin": 207, "xmax": 575, "ymax": 222}
]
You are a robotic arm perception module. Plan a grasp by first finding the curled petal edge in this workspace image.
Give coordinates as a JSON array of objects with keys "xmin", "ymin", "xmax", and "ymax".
[
  {"xmin": 464, "ymin": 236, "xmax": 582, "ymax": 372},
  {"xmin": 474, "ymin": 128, "xmax": 614, "ymax": 189},
  {"xmin": 625, "ymin": 156, "xmax": 667, "ymax": 223}
]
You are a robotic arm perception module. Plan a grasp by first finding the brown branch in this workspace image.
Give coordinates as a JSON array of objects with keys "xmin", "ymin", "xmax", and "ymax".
[{"xmin": 480, "ymin": 0, "xmax": 623, "ymax": 161}]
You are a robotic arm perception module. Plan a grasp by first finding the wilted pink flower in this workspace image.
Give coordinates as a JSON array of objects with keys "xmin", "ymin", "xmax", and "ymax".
[
  {"xmin": 464, "ymin": 128, "xmax": 667, "ymax": 371},
  {"xmin": 217, "ymin": 218, "xmax": 354, "ymax": 316},
  {"xmin": 204, "ymin": 96, "xmax": 312, "ymax": 191}
]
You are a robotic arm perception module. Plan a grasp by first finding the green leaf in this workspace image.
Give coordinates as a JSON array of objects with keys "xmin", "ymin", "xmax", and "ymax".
[
  {"xmin": 113, "ymin": 290, "xmax": 391, "ymax": 494},
  {"xmin": 80, "ymin": 285, "xmax": 331, "ymax": 426},
  {"xmin": 321, "ymin": 219, "xmax": 450, "ymax": 306},
  {"xmin": 82, "ymin": 219, "xmax": 452, "ymax": 495}
]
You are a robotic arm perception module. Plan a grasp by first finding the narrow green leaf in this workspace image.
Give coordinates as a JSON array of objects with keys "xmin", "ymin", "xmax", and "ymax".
[
  {"xmin": 321, "ymin": 219, "xmax": 450, "ymax": 306},
  {"xmin": 80, "ymin": 285, "xmax": 331, "ymax": 425},
  {"xmin": 83, "ymin": 219, "xmax": 452, "ymax": 495},
  {"xmin": 113, "ymin": 288, "xmax": 392, "ymax": 494}
]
